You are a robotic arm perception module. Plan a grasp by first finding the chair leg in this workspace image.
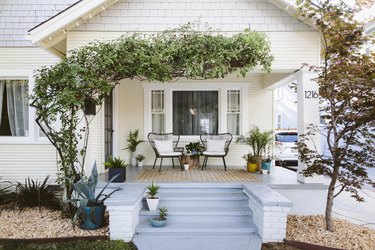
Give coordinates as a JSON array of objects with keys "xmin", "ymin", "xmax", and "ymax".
[
  {"xmin": 202, "ymin": 156, "xmax": 207, "ymax": 170},
  {"xmin": 152, "ymin": 157, "xmax": 158, "ymax": 169},
  {"xmin": 172, "ymin": 158, "xmax": 175, "ymax": 169},
  {"xmin": 159, "ymin": 158, "xmax": 163, "ymax": 172},
  {"xmin": 178, "ymin": 156, "xmax": 183, "ymax": 171},
  {"xmin": 222, "ymin": 157, "xmax": 227, "ymax": 171}
]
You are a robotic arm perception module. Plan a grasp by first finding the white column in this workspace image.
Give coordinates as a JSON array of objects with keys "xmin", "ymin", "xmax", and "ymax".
[{"xmin": 296, "ymin": 70, "xmax": 323, "ymax": 183}]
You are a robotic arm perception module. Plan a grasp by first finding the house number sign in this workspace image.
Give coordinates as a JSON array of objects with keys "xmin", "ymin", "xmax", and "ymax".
[{"xmin": 304, "ymin": 90, "xmax": 319, "ymax": 99}]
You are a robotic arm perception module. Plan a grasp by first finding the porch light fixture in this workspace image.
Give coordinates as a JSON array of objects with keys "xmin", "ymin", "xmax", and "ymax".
[{"xmin": 189, "ymin": 106, "xmax": 197, "ymax": 116}]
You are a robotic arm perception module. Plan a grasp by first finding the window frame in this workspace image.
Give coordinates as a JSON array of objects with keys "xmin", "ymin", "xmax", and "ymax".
[{"xmin": 143, "ymin": 82, "xmax": 248, "ymax": 141}]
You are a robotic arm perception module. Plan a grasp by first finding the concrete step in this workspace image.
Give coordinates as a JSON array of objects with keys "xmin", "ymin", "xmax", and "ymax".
[
  {"xmin": 158, "ymin": 192, "xmax": 248, "ymax": 201},
  {"xmin": 140, "ymin": 206, "xmax": 252, "ymax": 216},
  {"xmin": 158, "ymin": 187, "xmax": 243, "ymax": 194},
  {"xmin": 136, "ymin": 218, "xmax": 258, "ymax": 235},
  {"xmin": 157, "ymin": 199, "xmax": 249, "ymax": 208}
]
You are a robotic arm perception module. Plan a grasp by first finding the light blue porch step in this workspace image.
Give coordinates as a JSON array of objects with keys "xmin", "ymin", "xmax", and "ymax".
[
  {"xmin": 159, "ymin": 192, "xmax": 248, "ymax": 201},
  {"xmin": 158, "ymin": 199, "xmax": 249, "ymax": 208},
  {"xmin": 140, "ymin": 206, "xmax": 252, "ymax": 216},
  {"xmin": 136, "ymin": 219, "xmax": 257, "ymax": 235},
  {"xmin": 158, "ymin": 187, "xmax": 244, "ymax": 194}
]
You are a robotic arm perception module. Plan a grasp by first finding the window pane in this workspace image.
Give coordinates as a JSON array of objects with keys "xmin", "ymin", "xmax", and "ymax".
[
  {"xmin": 0, "ymin": 80, "xmax": 29, "ymax": 136},
  {"xmin": 151, "ymin": 90, "xmax": 164, "ymax": 133},
  {"xmin": 227, "ymin": 90, "xmax": 240, "ymax": 135},
  {"xmin": 173, "ymin": 91, "xmax": 218, "ymax": 135}
]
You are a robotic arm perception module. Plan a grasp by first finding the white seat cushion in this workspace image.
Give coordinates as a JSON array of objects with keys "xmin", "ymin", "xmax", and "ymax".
[
  {"xmin": 206, "ymin": 139, "xmax": 226, "ymax": 153},
  {"xmin": 154, "ymin": 140, "xmax": 173, "ymax": 153},
  {"xmin": 159, "ymin": 151, "xmax": 182, "ymax": 157},
  {"xmin": 203, "ymin": 151, "xmax": 226, "ymax": 156}
]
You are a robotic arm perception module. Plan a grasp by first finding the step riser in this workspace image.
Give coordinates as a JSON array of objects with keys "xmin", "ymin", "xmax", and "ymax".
[
  {"xmin": 158, "ymin": 188, "xmax": 243, "ymax": 194},
  {"xmin": 139, "ymin": 215, "xmax": 252, "ymax": 223},
  {"xmin": 157, "ymin": 200, "xmax": 249, "ymax": 208}
]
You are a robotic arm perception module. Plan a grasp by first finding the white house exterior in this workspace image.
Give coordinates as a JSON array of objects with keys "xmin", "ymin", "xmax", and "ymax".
[{"xmin": 0, "ymin": 0, "xmax": 323, "ymax": 183}]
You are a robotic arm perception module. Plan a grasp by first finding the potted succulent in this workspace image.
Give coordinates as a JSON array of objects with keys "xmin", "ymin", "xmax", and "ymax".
[
  {"xmin": 151, "ymin": 207, "xmax": 168, "ymax": 227},
  {"xmin": 104, "ymin": 155, "xmax": 128, "ymax": 182},
  {"xmin": 243, "ymin": 154, "xmax": 260, "ymax": 173},
  {"xmin": 136, "ymin": 154, "xmax": 145, "ymax": 167},
  {"xmin": 123, "ymin": 129, "xmax": 144, "ymax": 167},
  {"xmin": 146, "ymin": 182, "xmax": 160, "ymax": 211},
  {"xmin": 261, "ymin": 155, "xmax": 273, "ymax": 174},
  {"xmin": 67, "ymin": 162, "xmax": 121, "ymax": 230}
]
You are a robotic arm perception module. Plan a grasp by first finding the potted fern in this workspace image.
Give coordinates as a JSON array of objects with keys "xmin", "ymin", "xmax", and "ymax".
[
  {"xmin": 136, "ymin": 154, "xmax": 145, "ymax": 167},
  {"xmin": 104, "ymin": 156, "xmax": 128, "ymax": 182},
  {"xmin": 146, "ymin": 182, "xmax": 160, "ymax": 211},
  {"xmin": 151, "ymin": 207, "xmax": 168, "ymax": 227},
  {"xmin": 124, "ymin": 129, "xmax": 144, "ymax": 166}
]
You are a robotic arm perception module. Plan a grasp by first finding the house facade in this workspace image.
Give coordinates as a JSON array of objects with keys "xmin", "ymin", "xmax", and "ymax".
[{"xmin": 0, "ymin": 0, "xmax": 322, "ymax": 183}]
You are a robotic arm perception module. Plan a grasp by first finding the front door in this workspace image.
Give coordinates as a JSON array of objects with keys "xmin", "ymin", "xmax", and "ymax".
[{"xmin": 104, "ymin": 91, "xmax": 114, "ymax": 161}]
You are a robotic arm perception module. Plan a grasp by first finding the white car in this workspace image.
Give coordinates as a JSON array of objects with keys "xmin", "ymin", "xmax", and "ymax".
[{"xmin": 274, "ymin": 130, "xmax": 298, "ymax": 167}]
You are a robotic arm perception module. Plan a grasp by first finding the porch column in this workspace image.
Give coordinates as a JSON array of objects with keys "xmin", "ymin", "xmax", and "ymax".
[{"xmin": 296, "ymin": 70, "xmax": 323, "ymax": 183}]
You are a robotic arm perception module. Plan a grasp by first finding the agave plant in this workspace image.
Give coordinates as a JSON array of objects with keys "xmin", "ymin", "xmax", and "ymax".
[
  {"xmin": 104, "ymin": 156, "xmax": 127, "ymax": 168},
  {"xmin": 67, "ymin": 162, "xmax": 121, "ymax": 226}
]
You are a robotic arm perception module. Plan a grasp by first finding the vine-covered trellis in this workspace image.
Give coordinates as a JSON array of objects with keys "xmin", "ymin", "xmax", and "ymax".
[{"xmin": 30, "ymin": 24, "xmax": 274, "ymax": 213}]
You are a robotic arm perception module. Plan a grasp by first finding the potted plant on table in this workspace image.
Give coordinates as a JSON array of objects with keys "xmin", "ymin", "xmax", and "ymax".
[
  {"xmin": 104, "ymin": 156, "xmax": 128, "ymax": 182},
  {"xmin": 136, "ymin": 154, "xmax": 145, "ymax": 167},
  {"xmin": 123, "ymin": 129, "xmax": 144, "ymax": 167},
  {"xmin": 146, "ymin": 182, "xmax": 160, "ymax": 211},
  {"xmin": 185, "ymin": 141, "xmax": 204, "ymax": 168},
  {"xmin": 67, "ymin": 162, "xmax": 121, "ymax": 229},
  {"xmin": 151, "ymin": 207, "xmax": 168, "ymax": 227}
]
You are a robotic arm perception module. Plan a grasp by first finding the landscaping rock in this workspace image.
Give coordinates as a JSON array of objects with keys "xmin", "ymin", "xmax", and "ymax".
[{"xmin": 286, "ymin": 215, "xmax": 375, "ymax": 250}]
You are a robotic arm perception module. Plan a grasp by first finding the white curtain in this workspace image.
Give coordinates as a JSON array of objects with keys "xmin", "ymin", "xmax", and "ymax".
[
  {"xmin": 0, "ymin": 81, "xmax": 4, "ymax": 128},
  {"xmin": 6, "ymin": 80, "xmax": 29, "ymax": 136}
]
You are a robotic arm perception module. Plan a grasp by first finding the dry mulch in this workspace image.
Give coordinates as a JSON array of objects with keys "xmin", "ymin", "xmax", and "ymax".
[
  {"xmin": 0, "ymin": 208, "xmax": 108, "ymax": 239},
  {"xmin": 286, "ymin": 215, "xmax": 375, "ymax": 250}
]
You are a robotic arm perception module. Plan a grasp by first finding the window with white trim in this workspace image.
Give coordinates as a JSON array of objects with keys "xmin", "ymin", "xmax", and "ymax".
[
  {"xmin": 227, "ymin": 90, "xmax": 240, "ymax": 135},
  {"xmin": 0, "ymin": 79, "xmax": 29, "ymax": 136},
  {"xmin": 151, "ymin": 90, "xmax": 165, "ymax": 133}
]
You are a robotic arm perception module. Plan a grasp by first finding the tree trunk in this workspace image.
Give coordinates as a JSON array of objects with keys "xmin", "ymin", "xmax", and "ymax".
[{"xmin": 325, "ymin": 166, "xmax": 339, "ymax": 231}]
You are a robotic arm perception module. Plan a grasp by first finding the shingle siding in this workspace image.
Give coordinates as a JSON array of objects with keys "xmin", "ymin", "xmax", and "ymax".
[
  {"xmin": 0, "ymin": 0, "xmax": 77, "ymax": 46},
  {"xmin": 76, "ymin": 0, "xmax": 313, "ymax": 32}
]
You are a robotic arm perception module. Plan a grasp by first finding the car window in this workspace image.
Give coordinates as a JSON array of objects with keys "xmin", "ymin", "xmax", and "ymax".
[{"xmin": 275, "ymin": 133, "xmax": 298, "ymax": 143}]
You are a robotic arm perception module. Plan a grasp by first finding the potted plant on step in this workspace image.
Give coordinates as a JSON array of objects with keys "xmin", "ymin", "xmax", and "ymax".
[
  {"xmin": 151, "ymin": 207, "xmax": 168, "ymax": 227},
  {"xmin": 123, "ymin": 129, "xmax": 144, "ymax": 167},
  {"xmin": 104, "ymin": 156, "xmax": 128, "ymax": 182},
  {"xmin": 67, "ymin": 162, "xmax": 121, "ymax": 230},
  {"xmin": 136, "ymin": 154, "xmax": 145, "ymax": 167},
  {"xmin": 146, "ymin": 182, "xmax": 160, "ymax": 211}
]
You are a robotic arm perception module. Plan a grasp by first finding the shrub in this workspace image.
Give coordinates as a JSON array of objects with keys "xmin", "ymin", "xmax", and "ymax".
[
  {"xmin": 0, "ymin": 177, "xmax": 15, "ymax": 206},
  {"xmin": 14, "ymin": 176, "xmax": 60, "ymax": 210}
]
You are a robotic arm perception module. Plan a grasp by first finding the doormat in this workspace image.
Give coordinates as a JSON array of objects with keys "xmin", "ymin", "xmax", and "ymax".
[{"xmin": 135, "ymin": 168, "xmax": 260, "ymax": 182}]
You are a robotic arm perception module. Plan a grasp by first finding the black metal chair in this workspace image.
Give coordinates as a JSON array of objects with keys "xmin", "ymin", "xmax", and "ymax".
[
  {"xmin": 148, "ymin": 132, "xmax": 183, "ymax": 172},
  {"xmin": 200, "ymin": 133, "xmax": 233, "ymax": 171}
]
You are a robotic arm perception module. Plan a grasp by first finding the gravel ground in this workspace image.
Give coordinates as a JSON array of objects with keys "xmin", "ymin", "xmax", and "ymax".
[
  {"xmin": 0, "ymin": 208, "xmax": 108, "ymax": 239},
  {"xmin": 286, "ymin": 215, "xmax": 375, "ymax": 250}
]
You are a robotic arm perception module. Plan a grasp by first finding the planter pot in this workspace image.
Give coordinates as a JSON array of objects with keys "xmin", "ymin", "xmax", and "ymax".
[
  {"xmin": 261, "ymin": 161, "xmax": 272, "ymax": 172},
  {"xmin": 151, "ymin": 218, "xmax": 167, "ymax": 227},
  {"xmin": 262, "ymin": 169, "xmax": 268, "ymax": 175},
  {"xmin": 146, "ymin": 197, "xmax": 160, "ymax": 211},
  {"xmin": 247, "ymin": 163, "xmax": 258, "ymax": 173},
  {"xmin": 81, "ymin": 205, "xmax": 105, "ymax": 230},
  {"xmin": 109, "ymin": 168, "xmax": 126, "ymax": 183},
  {"xmin": 138, "ymin": 161, "xmax": 144, "ymax": 167},
  {"xmin": 184, "ymin": 164, "xmax": 189, "ymax": 170},
  {"xmin": 131, "ymin": 153, "xmax": 137, "ymax": 167}
]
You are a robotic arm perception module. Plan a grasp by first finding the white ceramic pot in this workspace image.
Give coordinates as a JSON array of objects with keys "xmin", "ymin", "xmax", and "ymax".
[
  {"xmin": 262, "ymin": 169, "xmax": 268, "ymax": 175},
  {"xmin": 138, "ymin": 161, "xmax": 144, "ymax": 167},
  {"xmin": 131, "ymin": 153, "xmax": 137, "ymax": 167},
  {"xmin": 184, "ymin": 164, "xmax": 189, "ymax": 170},
  {"xmin": 146, "ymin": 197, "xmax": 160, "ymax": 211}
]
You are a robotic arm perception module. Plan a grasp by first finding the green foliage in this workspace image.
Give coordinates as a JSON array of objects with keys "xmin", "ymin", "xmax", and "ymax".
[
  {"xmin": 0, "ymin": 239, "xmax": 137, "ymax": 250},
  {"xmin": 124, "ymin": 130, "xmax": 144, "ymax": 152},
  {"xmin": 136, "ymin": 154, "xmax": 145, "ymax": 162},
  {"xmin": 104, "ymin": 156, "xmax": 127, "ymax": 169},
  {"xmin": 0, "ymin": 177, "xmax": 15, "ymax": 206},
  {"xmin": 30, "ymin": 24, "xmax": 273, "ymax": 214},
  {"xmin": 157, "ymin": 207, "xmax": 168, "ymax": 221},
  {"xmin": 66, "ymin": 162, "xmax": 121, "ymax": 226},
  {"xmin": 14, "ymin": 176, "xmax": 60, "ymax": 210},
  {"xmin": 236, "ymin": 127, "xmax": 273, "ymax": 158},
  {"xmin": 185, "ymin": 141, "xmax": 204, "ymax": 155},
  {"xmin": 243, "ymin": 154, "xmax": 261, "ymax": 164},
  {"xmin": 146, "ymin": 182, "xmax": 159, "ymax": 198},
  {"xmin": 296, "ymin": 0, "xmax": 375, "ymax": 231}
]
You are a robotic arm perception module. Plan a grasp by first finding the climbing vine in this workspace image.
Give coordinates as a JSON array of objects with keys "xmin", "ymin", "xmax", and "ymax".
[{"xmin": 30, "ymin": 24, "xmax": 273, "ymax": 213}]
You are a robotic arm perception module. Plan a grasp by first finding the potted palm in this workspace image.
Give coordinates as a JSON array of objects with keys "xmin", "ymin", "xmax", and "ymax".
[
  {"xmin": 104, "ymin": 156, "xmax": 128, "ymax": 182},
  {"xmin": 136, "ymin": 154, "xmax": 145, "ymax": 167},
  {"xmin": 151, "ymin": 207, "xmax": 168, "ymax": 227},
  {"xmin": 123, "ymin": 129, "xmax": 144, "ymax": 166},
  {"xmin": 146, "ymin": 182, "xmax": 160, "ymax": 211},
  {"xmin": 243, "ymin": 154, "xmax": 260, "ymax": 173},
  {"xmin": 66, "ymin": 162, "xmax": 121, "ymax": 229}
]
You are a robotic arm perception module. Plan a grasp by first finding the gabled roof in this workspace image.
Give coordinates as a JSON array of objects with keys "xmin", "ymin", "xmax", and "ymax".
[{"xmin": 28, "ymin": 0, "xmax": 316, "ymax": 58}]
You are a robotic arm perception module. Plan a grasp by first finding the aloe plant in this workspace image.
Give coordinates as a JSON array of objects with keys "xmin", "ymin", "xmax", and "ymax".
[
  {"xmin": 157, "ymin": 207, "xmax": 168, "ymax": 221},
  {"xmin": 146, "ymin": 182, "xmax": 159, "ymax": 199},
  {"xmin": 66, "ymin": 162, "xmax": 121, "ymax": 226}
]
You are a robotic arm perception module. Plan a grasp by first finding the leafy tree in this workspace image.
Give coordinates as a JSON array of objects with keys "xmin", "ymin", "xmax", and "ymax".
[
  {"xmin": 30, "ymin": 24, "xmax": 274, "ymax": 215},
  {"xmin": 296, "ymin": 0, "xmax": 375, "ymax": 231}
]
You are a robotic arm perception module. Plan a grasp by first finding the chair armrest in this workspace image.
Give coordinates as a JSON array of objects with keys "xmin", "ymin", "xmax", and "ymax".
[{"xmin": 174, "ymin": 147, "xmax": 184, "ymax": 153}]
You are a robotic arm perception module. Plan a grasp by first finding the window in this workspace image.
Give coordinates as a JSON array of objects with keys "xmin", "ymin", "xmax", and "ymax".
[
  {"xmin": 173, "ymin": 91, "xmax": 218, "ymax": 135},
  {"xmin": 151, "ymin": 90, "xmax": 165, "ymax": 133},
  {"xmin": 0, "ymin": 80, "xmax": 29, "ymax": 136},
  {"xmin": 227, "ymin": 90, "xmax": 240, "ymax": 135},
  {"xmin": 276, "ymin": 113, "xmax": 282, "ymax": 129}
]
